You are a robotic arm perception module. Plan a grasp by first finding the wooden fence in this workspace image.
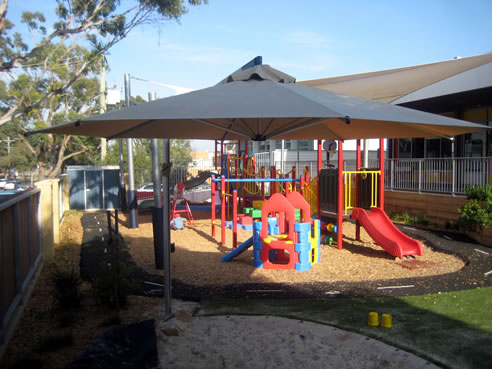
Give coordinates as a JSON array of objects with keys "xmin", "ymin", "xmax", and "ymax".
[{"xmin": 0, "ymin": 189, "xmax": 42, "ymax": 350}]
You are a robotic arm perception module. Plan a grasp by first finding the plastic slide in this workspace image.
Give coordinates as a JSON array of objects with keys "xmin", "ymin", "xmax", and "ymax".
[
  {"xmin": 351, "ymin": 207, "xmax": 423, "ymax": 258},
  {"xmin": 182, "ymin": 171, "xmax": 217, "ymax": 189},
  {"xmin": 221, "ymin": 236, "xmax": 254, "ymax": 262}
]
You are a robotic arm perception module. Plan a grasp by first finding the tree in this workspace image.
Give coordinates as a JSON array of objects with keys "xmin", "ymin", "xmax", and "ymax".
[
  {"xmin": 104, "ymin": 137, "xmax": 193, "ymax": 186},
  {"xmin": 0, "ymin": 0, "xmax": 206, "ymax": 126},
  {"xmin": 2, "ymin": 42, "xmax": 102, "ymax": 178},
  {"xmin": 171, "ymin": 139, "xmax": 192, "ymax": 166},
  {"xmin": 0, "ymin": 0, "xmax": 205, "ymax": 177}
]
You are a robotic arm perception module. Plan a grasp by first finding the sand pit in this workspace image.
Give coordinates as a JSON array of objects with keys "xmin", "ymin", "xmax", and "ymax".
[{"xmin": 148, "ymin": 300, "xmax": 439, "ymax": 369}]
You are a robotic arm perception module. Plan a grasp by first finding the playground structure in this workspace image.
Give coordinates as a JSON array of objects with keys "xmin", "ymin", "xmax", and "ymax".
[
  {"xmin": 212, "ymin": 138, "xmax": 423, "ymax": 267},
  {"xmin": 221, "ymin": 191, "xmax": 321, "ymax": 271}
]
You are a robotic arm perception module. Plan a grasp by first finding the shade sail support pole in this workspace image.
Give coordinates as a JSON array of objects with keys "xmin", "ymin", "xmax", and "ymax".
[
  {"xmin": 162, "ymin": 139, "xmax": 173, "ymax": 320},
  {"xmin": 125, "ymin": 73, "xmax": 138, "ymax": 229}
]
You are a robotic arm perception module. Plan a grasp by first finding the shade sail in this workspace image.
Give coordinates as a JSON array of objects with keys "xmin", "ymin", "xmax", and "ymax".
[{"xmin": 29, "ymin": 65, "xmax": 487, "ymax": 141}]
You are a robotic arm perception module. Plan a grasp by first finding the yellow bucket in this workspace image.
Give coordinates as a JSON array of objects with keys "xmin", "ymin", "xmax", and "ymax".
[{"xmin": 368, "ymin": 312, "xmax": 379, "ymax": 327}]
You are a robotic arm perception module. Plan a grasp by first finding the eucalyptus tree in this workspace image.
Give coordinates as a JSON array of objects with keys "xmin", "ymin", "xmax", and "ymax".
[
  {"xmin": 0, "ymin": 0, "xmax": 206, "ymax": 126},
  {"xmin": 0, "ymin": 0, "xmax": 205, "ymax": 178}
]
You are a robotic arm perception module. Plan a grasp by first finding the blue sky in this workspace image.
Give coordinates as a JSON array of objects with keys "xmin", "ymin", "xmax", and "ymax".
[{"xmin": 6, "ymin": 0, "xmax": 492, "ymax": 151}]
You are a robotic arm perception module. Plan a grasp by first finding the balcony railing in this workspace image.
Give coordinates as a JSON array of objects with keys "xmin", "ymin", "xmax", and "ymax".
[{"xmin": 386, "ymin": 157, "xmax": 492, "ymax": 195}]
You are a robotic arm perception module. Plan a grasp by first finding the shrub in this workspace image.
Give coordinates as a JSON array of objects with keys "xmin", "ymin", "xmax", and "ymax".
[
  {"xmin": 92, "ymin": 236, "xmax": 136, "ymax": 309},
  {"xmin": 458, "ymin": 200, "xmax": 490, "ymax": 233},
  {"xmin": 464, "ymin": 185, "xmax": 492, "ymax": 203},
  {"xmin": 51, "ymin": 267, "xmax": 82, "ymax": 309}
]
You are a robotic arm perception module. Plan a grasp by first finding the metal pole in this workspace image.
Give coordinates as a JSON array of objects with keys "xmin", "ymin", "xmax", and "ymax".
[
  {"xmin": 451, "ymin": 137, "xmax": 455, "ymax": 196},
  {"xmin": 363, "ymin": 139, "xmax": 369, "ymax": 168},
  {"xmin": 149, "ymin": 92, "xmax": 161, "ymax": 207},
  {"xmin": 148, "ymin": 91, "xmax": 165, "ymax": 270},
  {"xmin": 162, "ymin": 138, "xmax": 173, "ymax": 320},
  {"xmin": 119, "ymin": 139, "xmax": 126, "ymax": 211},
  {"xmin": 125, "ymin": 73, "xmax": 138, "ymax": 228},
  {"xmin": 99, "ymin": 56, "xmax": 107, "ymax": 161},
  {"xmin": 280, "ymin": 140, "xmax": 285, "ymax": 173}
]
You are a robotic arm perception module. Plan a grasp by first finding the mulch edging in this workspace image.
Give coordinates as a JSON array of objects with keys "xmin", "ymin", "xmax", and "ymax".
[{"xmin": 80, "ymin": 213, "xmax": 492, "ymax": 300}]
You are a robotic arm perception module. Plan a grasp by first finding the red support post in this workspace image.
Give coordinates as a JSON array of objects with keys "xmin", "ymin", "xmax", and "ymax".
[
  {"xmin": 379, "ymin": 138, "xmax": 385, "ymax": 210},
  {"xmin": 305, "ymin": 167, "xmax": 310, "ymax": 184},
  {"xmin": 337, "ymin": 140, "xmax": 343, "ymax": 250},
  {"xmin": 300, "ymin": 175, "xmax": 305, "ymax": 197},
  {"xmin": 221, "ymin": 141, "xmax": 224, "ymax": 172},
  {"xmin": 292, "ymin": 166, "xmax": 296, "ymax": 192},
  {"xmin": 233, "ymin": 190, "xmax": 238, "ymax": 249},
  {"xmin": 221, "ymin": 175, "xmax": 226, "ymax": 246},
  {"xmin": 211, "ymin": 175, "xmax": 216, "ymax": 238},
  {"xmin": 317, "ymin": 140, "xmax": 322, "ymax": 176},
  {"xmin": 356, "ymin": 140, "xmax": 361, "ymax": 241},
  {"xmin": 242, "ymin": 154, "xmax": 247, "ymax": 209}
]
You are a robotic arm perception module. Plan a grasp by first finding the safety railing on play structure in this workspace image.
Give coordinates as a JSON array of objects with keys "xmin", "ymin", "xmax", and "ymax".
[
  {"xmin": 301, "ymin": 167, "xmax": 318, "ymax": 217},
  {"xmin": 342, "ymin": 170, "xmax": 380, "ymax": 215}
]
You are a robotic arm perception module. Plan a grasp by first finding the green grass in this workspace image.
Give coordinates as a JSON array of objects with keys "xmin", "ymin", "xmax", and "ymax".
[{"xmin": 200, "ymin": 287, "xmax": 492, "ymax": 369}]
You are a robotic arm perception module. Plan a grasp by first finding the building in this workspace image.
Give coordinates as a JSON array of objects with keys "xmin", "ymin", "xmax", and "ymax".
[{"xmin": 300, "ymin": 52, "xmax": 492, "ymax": 160}]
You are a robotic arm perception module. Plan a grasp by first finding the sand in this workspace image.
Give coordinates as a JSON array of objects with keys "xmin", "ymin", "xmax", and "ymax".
[{"xmin": 149, "ymin": 300, "xmax": 440, "ymax": 369}]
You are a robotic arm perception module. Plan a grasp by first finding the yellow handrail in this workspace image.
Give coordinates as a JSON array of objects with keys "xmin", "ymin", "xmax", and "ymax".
[{"xmin": 342, "ymin": 170, "xmax": 380, "ymax": 215}]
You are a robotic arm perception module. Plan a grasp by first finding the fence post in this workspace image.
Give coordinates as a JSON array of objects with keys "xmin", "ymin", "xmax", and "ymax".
[
  {"xmin": 390, "ymin": 160, "xmax": 394, "ymax": 191},
  {"xmin": 452, "ymin": 158, "xmax": 456, "ymax": 196},
  {"xmin": 418, "ymin": 160, "xmax": 422, "ymax": 194}
]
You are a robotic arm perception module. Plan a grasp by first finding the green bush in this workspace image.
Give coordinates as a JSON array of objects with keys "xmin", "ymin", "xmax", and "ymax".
[
  {"xmin": 459, "ymin": 185, "xmax": 492, "ymax": 234},
  {"xmin": 458, "ymin": 199, "xmax": 490, "ymax": 233},
  {"xmin": 391, "ymin": 212, "xmax": 429, "ymax": 226},
  {"xmin": 465, "ymin": 185, "xmax": 492, "ymax": 203}
]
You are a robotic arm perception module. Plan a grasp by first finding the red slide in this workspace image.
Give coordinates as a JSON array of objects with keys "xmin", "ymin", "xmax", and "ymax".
[{"xmin": 351, "ymin": 207, "xmax": 423, "ymax": 258}]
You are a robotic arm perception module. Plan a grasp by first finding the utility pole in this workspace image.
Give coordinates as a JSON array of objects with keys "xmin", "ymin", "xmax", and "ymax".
[
  {"xmin": 125, "ymin": 73, "xmax": 138, "ymax": 228},
  {"xmin": 100, "ymin": 56, "xmax": 107, "ymax": 161}
]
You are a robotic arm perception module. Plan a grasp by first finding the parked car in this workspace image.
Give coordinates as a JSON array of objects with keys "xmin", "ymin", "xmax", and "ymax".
[{"xmin": 4, "ymin": 180, "xmax": 16, "ymax": 190}]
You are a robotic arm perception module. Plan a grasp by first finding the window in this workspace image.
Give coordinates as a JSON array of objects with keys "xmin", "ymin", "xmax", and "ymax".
[
  {"xmin": 398, "ymin": 138, "xmax": 412, "ymax": 158},
  {"xmin": 426, "ymin": 139, "xmax": 440, "ymax": 158},
  {"xmin": 413, "ymin": 138, "xmax": 424, "ymax": 158},
  {"xmin": 259, "ymin": 141, "xmax": 270, "ymax": 152},
  {"xmin": 297, "ymin": 140, "xmax": 312, "ymax": 151},
  {"xmin": 463, "ymin": 108, "xmax": 487, "ymax": 157}
]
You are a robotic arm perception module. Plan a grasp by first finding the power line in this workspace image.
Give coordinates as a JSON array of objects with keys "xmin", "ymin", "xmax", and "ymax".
[{"xmin": 130, "ymin": 76, "xmax": 195, "ymax": 95}]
